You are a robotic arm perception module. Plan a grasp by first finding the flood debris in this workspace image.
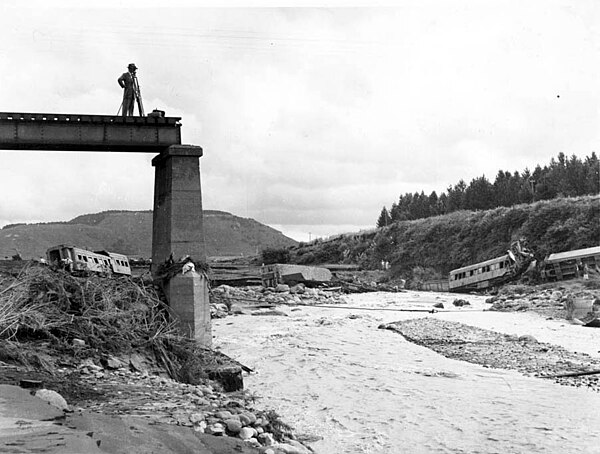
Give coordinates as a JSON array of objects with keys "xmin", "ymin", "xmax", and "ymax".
[
  {"xmin": 0, "ymin": 265, "xmax": 309, "ymax": 453},
  {"xmin": 261, "ymin": 263, "xmax": 332, "ymax": 287}
]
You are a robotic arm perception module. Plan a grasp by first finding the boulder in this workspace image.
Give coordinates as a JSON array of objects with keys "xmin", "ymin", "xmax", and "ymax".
[
  {"xmin": 258, "ymin": 432, "xmax": 275, "ymax": 446},
  {"xmin": 35, "ymin": 389, "xmax": 69, "ymax": 411},
  {"xmin": 103, "ymin": 355, "xmax": 126, "ymax": 369},
  {"xmin": 215, "ymin": 410, "xmax": 234, "ymax": 420},
  {"xmin": 206, "ymin": 423, "xmax": 225, "ymax": 436},
  {"xmin": 225, "ymin": 418, "xmax": 243, "ymax": 433},
  {"xmin": 275, "ymin": 284, "xmax": 290, "ymax": 293},
  {"xmin": 238, "ymin": 427, "xmax": 257, "ymax": 440}
]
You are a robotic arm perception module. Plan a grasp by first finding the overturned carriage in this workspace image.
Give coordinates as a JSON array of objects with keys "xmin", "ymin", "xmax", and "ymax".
[{"xmin": 46, "ymin": 245, "xmax": 131, "ymax": 276}]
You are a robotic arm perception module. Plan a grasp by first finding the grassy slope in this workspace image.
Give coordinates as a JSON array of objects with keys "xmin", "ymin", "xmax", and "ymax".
[
  {"xmin": 0, "ymin": 210, "xmax": 297, "ymax": 259},
  {"xmin": 290, "ymin": 195, "xmax": 600, "ymax": 278}
]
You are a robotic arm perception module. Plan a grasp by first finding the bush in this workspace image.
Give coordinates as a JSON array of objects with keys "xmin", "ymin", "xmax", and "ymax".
[{"xmin": 261, "ymin": 247, "xmax": 291, "ymax": 265}]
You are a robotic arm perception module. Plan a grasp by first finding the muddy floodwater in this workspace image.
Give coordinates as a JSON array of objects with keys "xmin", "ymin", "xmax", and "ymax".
[{"xmin": 214, "ymin": 291, "xmax": 600, "ymax": 454}]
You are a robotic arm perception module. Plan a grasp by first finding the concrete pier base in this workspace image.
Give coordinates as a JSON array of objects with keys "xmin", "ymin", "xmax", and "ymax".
[
  {"xmin": 163, "ymin": 271, "xmax": 211, "ymax": 344},
  {"xmin": 151, "ymin": 145, "xmax": 210, "ymax": 344}
]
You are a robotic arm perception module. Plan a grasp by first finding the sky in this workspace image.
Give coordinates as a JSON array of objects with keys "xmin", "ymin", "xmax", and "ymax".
[{"xmin": 0, "ymin": 1, "xmax": 598, "ymax": 242}]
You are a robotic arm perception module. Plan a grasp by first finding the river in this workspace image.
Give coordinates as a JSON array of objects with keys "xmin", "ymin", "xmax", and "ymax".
[{"xmin": 213, "ymin": 291, "xmax": 600, "ymax": 454}]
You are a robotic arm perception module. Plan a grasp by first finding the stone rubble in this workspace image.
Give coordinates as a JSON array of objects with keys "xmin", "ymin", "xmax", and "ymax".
[
  {"xmin": 210, "ymin": 284, "xmax": 347, "ymax": 319},
  {"xmin": 487, "ymin": 285, "xmax": 599, "ymax": 320},
  {"xmin": 31, "ymin": 355, "xmax": 312, "ymax": 454}
]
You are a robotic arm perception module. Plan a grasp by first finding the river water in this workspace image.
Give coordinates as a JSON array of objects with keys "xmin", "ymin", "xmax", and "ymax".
[{"xmin": 214, "ymin": 291, "xmax": 600, "ymax": 454}]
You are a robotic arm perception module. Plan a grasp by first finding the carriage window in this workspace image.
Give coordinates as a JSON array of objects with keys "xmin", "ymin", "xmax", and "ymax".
[
  {"xmin": 77, "ymin": 255, "xmax": 82, "ymax": 260},
  {"xmin": 83, "ymin": 256, "xmax": 88, "ymax": 262},
  {"xmin": 94, "ymin": 258, "xmax": 99, "ymax": 264}
]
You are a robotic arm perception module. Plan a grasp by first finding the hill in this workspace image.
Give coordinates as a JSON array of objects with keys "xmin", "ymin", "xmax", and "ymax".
[
  {"xmin": 289, "ymin": 195, "xmax": 600, "ymax": 280},
  {"xmin": 0, "ymin": 210, "xmax": 297, "ymax": 259}
]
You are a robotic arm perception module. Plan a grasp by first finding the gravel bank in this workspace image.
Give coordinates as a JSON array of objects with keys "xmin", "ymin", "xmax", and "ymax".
[{"xmin": 380, "ymin": 317, "xmax": 600, "ymax": 392}]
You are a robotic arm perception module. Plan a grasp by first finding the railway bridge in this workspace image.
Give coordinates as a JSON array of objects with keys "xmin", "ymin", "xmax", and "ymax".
[{"xmin": 0, "ymin": 112, "xmax": 211, "ymax": 344}]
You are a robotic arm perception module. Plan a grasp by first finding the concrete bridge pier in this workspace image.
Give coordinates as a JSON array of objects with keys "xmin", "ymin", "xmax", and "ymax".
[{"xmin": 151, "ymin": 145, "xmax": 211, "ymax": 345}]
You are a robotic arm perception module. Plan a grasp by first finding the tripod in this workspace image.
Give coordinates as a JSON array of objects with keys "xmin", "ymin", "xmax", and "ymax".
[
  {"xmin": 117, "ymin": 72, "xmax": 145, "ymax": 117},
  {"xmin": 132, "ymin": 74, "xmax": 145, "ymax": 117}
]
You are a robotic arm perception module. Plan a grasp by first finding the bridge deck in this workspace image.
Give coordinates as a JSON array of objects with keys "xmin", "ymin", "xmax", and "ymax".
[{"xmin": 0, "ymin": 112, "xmax": 181, "ymax": 152}]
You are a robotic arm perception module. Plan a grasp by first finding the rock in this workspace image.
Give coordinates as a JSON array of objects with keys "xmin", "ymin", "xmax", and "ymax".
[
  {"xmin": 129, "ymin": 353, "xmax": 147, "ymax": 373},
  {"xmin": 452, "ymin": 299, "xmax": 470, "ymax": 307},
  {"xmin": 275, "ymin": 442, "xmax": 309, "ymax": 454},
  {"xmin": 245, "ymin": 438, "xmax": 262, "ymax": 448},
  {"xmin": 194, "ymin": 420, "xmax": 208, "ymax": 433},
  {"xmin": 174, "ymin": 411, "xmax": 192, "ymax": 426},
  {"xmin": 239, "ymin": 413, "xmax": 252, "ymax": 426},
  {"xmin": 242, "ymin": 411, "xmax": 257, "ymax": 424},
  {"xmin": 433, "ymin": 302, "xmax": 444, "ymax": 309},
  {"xmin": 258, "ymin": 432, "xmax": 275, "ymax": 446},
  {"xmin": 238, "ymin": 427, "xmax": 257, "ymax": 440},
  {"xmin": 207, "ymin": 366, "xmax": 244, "ymax": 392},
  {"xmin": 226, "ymin": 418, "xmax": 243, "ymax": 433},
  {"xmin": 287, "ymin": 440, "xmax": 311, "ymax": 453},
  {"xmin": 263, "ymin": 450, "xmax": 276, "ymax": 454},
  {"xmin": 80, "ymin": 358, "xmax": 102, "ymax": 371},
  {"xmin": 517, "ymin": 335, "xmax": 538, "ymax": 343},
  {"xmin": 289, "ymin": 284, "xmax": 306, "ymax": 294},
  {"xmin": 252, "ymin": 310, "xmax": 288, "ymax": 317},
  {"xmin": 275, "ymin": 284, "xmax": 290, "ymax": 293},
  {"xmin": 189, "ymin": 412, "xmax": 205, "ymax": 424},
  {"xmin": 230, "ymin": 304, "xmax": 245, "ymax": 314},
  {"xmin": 215, "ymin": 410, "xmax": 234, "ymax": 420},
  {"xmin": 103, "ymin": 355, "xmax": 126, "ymax": 369},
  {"xmin": 35, "ymin": 389, "xmax": 69, "ymax": 411},
  {"xmin": 215, "ymin": 303, "xmax": 229, "ymax": 312},
  {"xmin": 206, "ymin": 423, "xmax": 225, "ymax": 436},
  {"xmin": 72, "ymin": 338, "xmax": 86, "ymax": 347},
  {"xmin": 551, "ymin": 291, "xmax": 563, "ymax": 300}
]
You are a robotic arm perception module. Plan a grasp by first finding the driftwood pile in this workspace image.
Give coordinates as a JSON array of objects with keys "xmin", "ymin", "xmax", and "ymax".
[{"xmin": 0, "ymin": 265, "xmax": 240, "ymax": 385}]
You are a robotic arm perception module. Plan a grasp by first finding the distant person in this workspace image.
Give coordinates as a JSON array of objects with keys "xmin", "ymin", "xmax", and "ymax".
[{"xmin": 118, "ymin": 63, "xmax": 138, "ymax": 117}]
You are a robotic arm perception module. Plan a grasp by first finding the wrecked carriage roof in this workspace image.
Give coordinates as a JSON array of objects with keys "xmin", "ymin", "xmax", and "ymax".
[{"xmin": 546, "ymin": 246, "xmax": 600, "ymax": 264}]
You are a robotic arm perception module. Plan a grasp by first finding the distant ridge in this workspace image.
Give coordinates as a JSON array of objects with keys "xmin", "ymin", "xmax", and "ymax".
[{"xmin": 0, "ymin": 210, "xmax": 297, "ymax": 259}]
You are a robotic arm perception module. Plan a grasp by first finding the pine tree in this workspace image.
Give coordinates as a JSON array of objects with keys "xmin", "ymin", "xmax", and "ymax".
[{"xmin": 376, "ymin": 207, "xmax": 392, "ymax": 228}]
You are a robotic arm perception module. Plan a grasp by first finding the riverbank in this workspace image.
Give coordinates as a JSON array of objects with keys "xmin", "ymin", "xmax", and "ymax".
[{"xmin": 0, "ymin": 267, "xmax": 312, "ymax": 454}]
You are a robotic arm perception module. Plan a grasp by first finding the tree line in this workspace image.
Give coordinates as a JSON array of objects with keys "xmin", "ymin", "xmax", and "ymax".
[{"xmin": 377, "ymin": 152, "xmax": 599, "ymax": 227}]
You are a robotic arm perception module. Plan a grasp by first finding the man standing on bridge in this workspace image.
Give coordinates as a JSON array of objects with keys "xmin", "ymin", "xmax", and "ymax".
[{"xmin": 117, "ymin": 63, "xmax": 138, "ymax": 117}]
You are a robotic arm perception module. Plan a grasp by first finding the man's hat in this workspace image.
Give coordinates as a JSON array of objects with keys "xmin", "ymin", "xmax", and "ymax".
[{"xmin": 128, "ymin": 63, "xmax": 138, "ymax": 70}]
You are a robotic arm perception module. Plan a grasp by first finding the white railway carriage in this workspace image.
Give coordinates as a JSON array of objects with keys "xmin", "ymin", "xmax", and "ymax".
[
  {"xmin": 46, "ymin": 245, "xmax": 131, "ymax": 276},
  {"xmin": 542, "ymin": 246, "xmax": 600, "ymax": 281},
  {"xmin": 448, "ymin": 254, "xmax": 513, "ymax": 292}
]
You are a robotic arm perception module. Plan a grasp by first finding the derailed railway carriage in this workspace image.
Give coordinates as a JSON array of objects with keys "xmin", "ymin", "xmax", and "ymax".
[
  {"xmin": 449, "ymin": 254, "xmax": 513, "ymax": 292},
  {"xmin": 448, "ymin": 239, "xmax": 534, "ymax": 292},
  {"xmin": 46, "ymin": 245, "xmax": 131, "ymax": 276}
]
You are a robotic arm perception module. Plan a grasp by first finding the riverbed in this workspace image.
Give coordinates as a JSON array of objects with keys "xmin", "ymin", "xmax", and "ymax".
[{"xmin": 214, "ymin": 291, "xmax": 600, "ymax": 454}]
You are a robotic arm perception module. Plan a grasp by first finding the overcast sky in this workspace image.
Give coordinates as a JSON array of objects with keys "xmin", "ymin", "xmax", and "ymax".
[{"xmin": 0, "ymin": 1, "xmax": 598, "ymax": 241}]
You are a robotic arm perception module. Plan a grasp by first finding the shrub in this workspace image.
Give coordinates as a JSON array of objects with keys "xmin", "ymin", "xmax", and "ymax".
[{"xmin": 261, "ymin": 247, "xmax": 291, "ymax": 265}]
